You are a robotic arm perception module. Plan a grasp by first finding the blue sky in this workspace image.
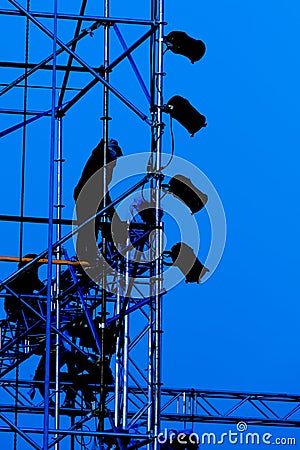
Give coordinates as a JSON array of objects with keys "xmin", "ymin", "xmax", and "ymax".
[{"xmin": 0, "ymin": 0, "xmax": 300, "ymax": 447}]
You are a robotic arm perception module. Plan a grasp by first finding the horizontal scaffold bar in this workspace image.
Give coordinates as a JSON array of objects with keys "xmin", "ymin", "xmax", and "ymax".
[
  {"xmin": 0, "ymin": 174, "xmax": 151, "ymax": 291},
  {"xmin": 0, "ymin": 108, "xmax": 51, "ymax": 116},
  {"xmin": 7, "ymin": 0, "xmax": 153, "ymax": 125},
  {"xmin": 0, "ymin": 426, "xmax": 151, "ymax": 439},
  {"xmin": 0, "ymin": 214, "xmax": 73, "ymax": 225},
  {"xmin": 0, "ymin": 9, "xmax": 155, "ymax": 25},
  {"xmin": 0, "ymin": 61, "xmax": 104, "ymax": 73}
]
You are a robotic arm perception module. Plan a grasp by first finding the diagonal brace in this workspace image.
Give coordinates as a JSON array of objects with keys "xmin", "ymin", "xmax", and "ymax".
[
  {"xmin": 7, "ymin": 0, "xmax": 152, "ymax": 125},
  {"xmin": 0, "ymin": 412, "xmax": 41, "ymax": 450}
]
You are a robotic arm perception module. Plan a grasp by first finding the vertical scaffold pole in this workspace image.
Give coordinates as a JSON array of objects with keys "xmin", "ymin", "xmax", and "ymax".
[
  {"xmin": 54, "ymin": 109, "xmax": 64, "ymax": 450},
  {"xmin": 148, "ymin": 0, "xmax": 157, "ymax": 439},
  {"xmin": 153, "ymin": 0, "xmax": 164, "ymax": 448},
  {"xmin": 114, "ymin": 268, "xmax": 122, "ymax": 427},
  {"xmin": 122, "ymin": 241, "xmax": 130, "ymax": 428},
  {"xmin": 100, "ymin": 0, "xmax": 111, "ymax": 432},
  {"xmin": 43, "ymin": 0, "xmax": 58, "ymax": 448}
]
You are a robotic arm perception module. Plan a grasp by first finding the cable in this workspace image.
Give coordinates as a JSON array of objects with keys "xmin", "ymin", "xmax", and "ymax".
[
  {"xmin": 155, "ymin": 75, "xmax": 164, "ymax": 104},
  {"xmin": 74, "ymin": 424, "xmax": 91, "ymax": 447},
  {"xmin": 14, "ymin": 3, "xmax": 30, "ymax": 449},
  {"xmin": 19, "ymin": 0, "xmax": 30, "ymax": 260},
  {"xmin": 160, "ymin": 115, "xmax": 175, "ymax": 171},
  {"xmin": 147, "ymin": 114, "xmax": 174, "ymax": 173},
  {"xmin": 141, "ymin": 178, "xmax": 148, "ymax": 202}
]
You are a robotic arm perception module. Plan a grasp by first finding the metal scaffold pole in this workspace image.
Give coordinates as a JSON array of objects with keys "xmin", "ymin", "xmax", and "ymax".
[
  {"xmin": 151, "ymin": 1, "xmax": 164, "ymax": 448},
  {"xmin": 43, "ymin": 1, "xmax": 58, "ymax": 448},
  {"xmin": 0, "ymin": 1, "xmax": 297, "ymax": 450},
  {"xmin": 99, "ymin": 0, "xmax": 111, "ymax": 433},
  {"xmin": 53, "ymin": 108, "xmax": 64, "ymax": 450}
]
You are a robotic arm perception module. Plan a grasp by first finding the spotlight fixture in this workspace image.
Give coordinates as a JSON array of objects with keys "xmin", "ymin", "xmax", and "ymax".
[
  {"xmin": 170, "ymin": 242, "xmax": 209, "ymax": 283},
  {"xmin": 138, "ymin": 207, "xmax": 164, "ymax": 225},
  {"xmin": 167, "ymin": 96, "xmax": 207, "ymax": 136},
  {"xmin": 131, "ymin": 198, "xmax": 164, "ymax": 225},
  {"xmin": 167, "ymin": 174, "xmax": 208, "ymax": 214},
  {"xmin": 164, "ymin": 31, "xmax": 206, "ymax": 64}
]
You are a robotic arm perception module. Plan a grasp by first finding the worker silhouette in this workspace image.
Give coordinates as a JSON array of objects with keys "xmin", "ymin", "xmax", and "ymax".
[
  {"xmin": 33, "ymin": 344, "xmax": 114, "ymax": 409},
  {"xmin": 73, "ymin": 138, "xmax": 124, "ymax": 266},
  {"xmin": 62, "ymin": 352, "xmax": 114, "ymax": 408},
  {"xmin": 4, "ymin": 254, "xmax": 44, "ymax": 323},
  {"xmin": 32, "ymin": 342, "xmax": 77, "ymax": 410}
]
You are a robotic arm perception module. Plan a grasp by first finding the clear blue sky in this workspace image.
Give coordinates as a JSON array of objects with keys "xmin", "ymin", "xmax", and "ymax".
[{"xmin": 0, "ymin": 0, "xmax": 299, "ymax": 447}]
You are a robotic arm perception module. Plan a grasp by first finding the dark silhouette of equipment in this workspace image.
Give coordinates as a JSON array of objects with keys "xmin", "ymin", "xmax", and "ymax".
[
  {"xmin": 167, "ymin": 175, "xmax": 208, "ymax": 214},
  {"xmin": 131, "ymin": 198, "xmax": 164, "ymax": 225},
  {"xmin": 164, "ymin": 31, "xmax": 206, "ymax": 64},
  {"xmin": 68, "ymin": 315, "xmax": 118, "ymax": 358},
  {"xmin": 170, "ymin": 242, "xmax": 209, "ymax": 283},
  {"xmin": 4, "ymin": 254, "xmax": 44, "ymax": 322},
  {"xmin": 166, "ymin": 96, "xmax": 207, "ymax": 136}
]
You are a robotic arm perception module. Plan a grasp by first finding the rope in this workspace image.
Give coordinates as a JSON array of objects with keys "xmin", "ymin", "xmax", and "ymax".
[
  {"xmin": 15, "ymin": 4, "xmax": 30, "ymax": 448},
  {"xmin": 160, "ymin": 115, "xmax": 175, "ymax": 171},
  {"xmin": 19, "ymin": 0, "xmax": 30, "ymax": 260}
]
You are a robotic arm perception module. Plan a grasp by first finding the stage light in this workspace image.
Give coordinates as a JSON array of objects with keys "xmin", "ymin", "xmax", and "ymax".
[
  {"xmin": 130, "ymin": 198, "xmax": 164, "ymax": 225},
  {"xmin": 170, "ymin": 242, "xmax": 209, "ymax": 283},
  {"xmin": 164, "ymin": 31, "xmax": 206, "ymax": 64},
  {"xmin": 167, "ymin": 96, "xmax": 207, "ymax": 136},
  {"xmin": 167, "ymin": 174, "xmax": 208, "ymax": 214}
]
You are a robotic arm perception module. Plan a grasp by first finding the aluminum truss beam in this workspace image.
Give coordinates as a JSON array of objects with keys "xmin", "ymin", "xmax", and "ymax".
[
  {"xmin": 158, "ymin": 388, "xmax": 300, "ymax": 427},
  {"xmin": 0, "ymin": 383, "xmax": 299, "ymax": 427}
]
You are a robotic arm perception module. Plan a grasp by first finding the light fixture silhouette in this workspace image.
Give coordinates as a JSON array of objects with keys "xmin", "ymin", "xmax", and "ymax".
[
  {"xmin": 167, "ymin": 174, "xmax": 208, "ymax": 214},
  {"xmin": 164, "ymin": 31, "xmax": 206, "ymax": 64},
  {"xmin": 167, "ymin": 96, "xmax": 207, "ymax": 136},
  {"xmin": 170, "ymin": 242, "xmax": 209, "ymax": 283}
]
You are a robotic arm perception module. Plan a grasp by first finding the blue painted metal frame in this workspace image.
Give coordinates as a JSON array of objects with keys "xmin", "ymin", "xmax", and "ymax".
[
  {"xmin": 0, "ymin": 174, "xmax": 151, "ymax": 291},
  {"xmin": 64, "ymin": 249, "xmax": 102, "ymax": 356},
  {"xmin": 113, "ymin": 24, "xmax": 151, "ymax": 103},
  {"xmin": 8, "ymin": 0, "xmax": 152, "ymax": 126},
  {"xmin": 0, "ymin": 102, "xmax": 70, "ymax": 139}
]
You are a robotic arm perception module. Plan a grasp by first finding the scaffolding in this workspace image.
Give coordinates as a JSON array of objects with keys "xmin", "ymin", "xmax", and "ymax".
[
  {"xmin": 0, "ymin": 1, "xmax": 299, "ymax": 450},
  {"xmin": 0, "ymin": 1, "xmax": 166, "ymax": 449}
]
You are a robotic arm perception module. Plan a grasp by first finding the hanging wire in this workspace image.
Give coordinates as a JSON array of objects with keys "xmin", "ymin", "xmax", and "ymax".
[
  {"xmin": 141, "ymin": 178, "xmax": 148, "ymax": 202},
  {"xmin": 155, "ymin": 74, "xmax": 164, "ymax": 102},
  {"xmin": 14, "ymin": 3, "xmax": 30, "ymax": 449},
  {"xmin": 146, "ymin": 74, "xmax": 167, "ymax": 173},
  {"xmin": 147, "ymin": 115, "xmax": 174, "ymax": 173},
  {"xmin": 75, "ymin": 424, "xmax": 92, "ymax": 448},
  {"xmin": 160, "ymin": 115, "xmax": 175, "ymax": 170},
  {"xmin": 19, "ymin": 0, "xmax": 30, "ymax": 260}
]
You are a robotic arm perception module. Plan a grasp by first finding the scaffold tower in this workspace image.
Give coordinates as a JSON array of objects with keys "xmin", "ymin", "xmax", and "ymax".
[{"xmin": 0, "ymin": 1, "xmax": 300, "ymax": 450}]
